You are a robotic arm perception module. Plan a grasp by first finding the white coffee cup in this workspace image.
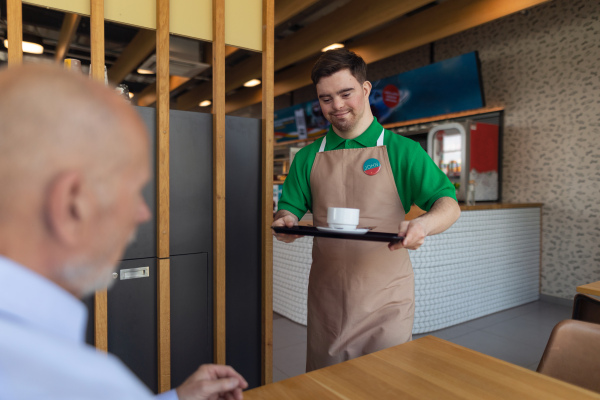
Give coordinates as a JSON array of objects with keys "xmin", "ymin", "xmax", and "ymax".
[{"xmin": 327, "ymin": 207, "xmax": 360, "ymax": 230}]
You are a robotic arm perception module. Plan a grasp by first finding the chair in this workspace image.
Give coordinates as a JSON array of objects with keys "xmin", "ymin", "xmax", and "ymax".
[
  {"xmin": 572, "ymin": 293, "xmax": 600, "ymax": 324},
  {"xmin": 537, "ymin": 319, "xmax": 600, "ymax": 393}
]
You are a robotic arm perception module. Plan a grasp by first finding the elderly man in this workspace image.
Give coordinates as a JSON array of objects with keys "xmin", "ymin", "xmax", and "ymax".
[{"xmin": 0, "ymin": 65, "xmax": 247, "ymax": 400}]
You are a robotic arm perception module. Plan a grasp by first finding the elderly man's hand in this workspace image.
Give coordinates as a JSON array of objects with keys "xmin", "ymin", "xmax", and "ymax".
[{"xmin": 176, "ymin": 364, "xmax": 248, "ymax": 400}]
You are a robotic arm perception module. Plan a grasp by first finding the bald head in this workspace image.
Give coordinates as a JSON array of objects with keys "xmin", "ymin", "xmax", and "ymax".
[
  {"xmin": 0, "ymin": 65, "xmax": 151, "ymax": 297},
  {"xmin": 0, "ymin": 65, "xmax": 147, "ymax": 208}
]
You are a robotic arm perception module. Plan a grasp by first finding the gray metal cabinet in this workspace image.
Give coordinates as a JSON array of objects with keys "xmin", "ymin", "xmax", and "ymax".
[
  {"xmin": 225, "ymin": 116, "xmax": 262, "ymax": 388},
  {"xmin": 107, "ymin": 258, "xmax": 158, "ymax": 393},
  {"xmin": 170, "ymin": 253, "xmax": 211, "ymax": 388},
  {"xmin": 169, "ymin": 110, "xmax": 213, "ymax": 256},
  {"xmin": 121, "ymin": 107, "xmax": 157, "ymax": 261}
]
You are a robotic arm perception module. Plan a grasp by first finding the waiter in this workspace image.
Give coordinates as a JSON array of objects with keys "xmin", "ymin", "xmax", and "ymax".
[{"xmin": 272, "ymin": 49, "xmax": 460, "ymax": 371}]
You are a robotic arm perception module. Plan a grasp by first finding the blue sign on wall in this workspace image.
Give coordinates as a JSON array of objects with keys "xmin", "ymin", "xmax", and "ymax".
[
  {"xmin": 274, "ymin": 52, "xmax": 485, "ymax": 142},
  {"xmin": 370, "ymin": 51, "xmax": 484, "ymax": 124}
]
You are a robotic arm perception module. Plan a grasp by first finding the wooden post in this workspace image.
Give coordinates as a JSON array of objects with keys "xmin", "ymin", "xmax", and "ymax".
[
  {"xmin": 212, "ymin": 0, "xmax": 227, "ymax": 366},
  {"xmin": 7, "ymin": 0, "xmax": 23, "ymax": 65},
  {"xmin": 156, "ymin": 0, "xmax": 171, "ymax": 392},
  {"xmin": 261, "ymin": 0, "xmax": 274, "ymax": 386},
  {"xmin": 89, "ymin": 0, "xmax": 108, "ymax": 354}
]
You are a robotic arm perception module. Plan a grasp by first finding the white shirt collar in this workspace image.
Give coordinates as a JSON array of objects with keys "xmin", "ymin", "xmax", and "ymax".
[{"xmin": 0, "ymin": 255, "xmax": 87, "ymax": 344}]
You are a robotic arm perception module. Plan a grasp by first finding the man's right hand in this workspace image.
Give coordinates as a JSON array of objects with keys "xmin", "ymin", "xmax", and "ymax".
[
  {"xmin": 175, "ymin": 364, "xmax": 248, "ymax": 400},
  {"xmin": 272, "ymin": 210, "xmax": 302, "ymax": 243}
]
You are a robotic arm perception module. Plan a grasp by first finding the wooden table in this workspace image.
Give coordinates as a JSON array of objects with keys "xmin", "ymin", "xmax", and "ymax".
[
  {"xmin": 245, "ymin": 336, "xmax": 600, "ymax": 399},
  {"xmin": 577, "ymin": 281, "xmax": 600, "ymax": 296}
]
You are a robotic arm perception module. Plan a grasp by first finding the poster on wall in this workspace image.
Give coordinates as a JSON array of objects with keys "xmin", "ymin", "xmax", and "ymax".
[
  {"xmin": 274, "ymin": 51, "xmax": 485, "ymax": 142},
  {"xmin": 370, "ymin": 51, "xmax": 485, "ymax": 124},
  {"xmin": 274, "ymin": 100, "xmax": 330, "ymax": 142}
]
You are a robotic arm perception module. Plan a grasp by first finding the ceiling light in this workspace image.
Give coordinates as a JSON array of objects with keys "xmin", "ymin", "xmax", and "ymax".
[
  {"xmin": 3, "ymin": 37, "xmax": 44, "ymax": 55},
  {"xmin": 199, "ymin": 100, "xmax": 212, "ymax": 107},
  {"xmin": 321, "ymin": 43, "xmax": 344, "ymax": 52},
  {"xmin": 128, "ymin": 92, "xmax": 134, "ymax": 99},
  {"xmin": 243, "ymin": 79, "xmax": 261, "ymax": 88},
  {"xmin": 137, "ymin": 68, "xmax": 155, "ymax": 75}
]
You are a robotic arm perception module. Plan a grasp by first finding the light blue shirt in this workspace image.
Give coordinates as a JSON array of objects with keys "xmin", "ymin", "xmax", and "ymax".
[{"xmin": 0, "ymin": 256, "xmax": 178, "ymax": 400}]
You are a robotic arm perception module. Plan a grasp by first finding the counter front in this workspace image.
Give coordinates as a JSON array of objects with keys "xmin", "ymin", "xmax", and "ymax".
[{"xmin": 273, "ymin": 203, "xmax": 542, "ymax": 334}]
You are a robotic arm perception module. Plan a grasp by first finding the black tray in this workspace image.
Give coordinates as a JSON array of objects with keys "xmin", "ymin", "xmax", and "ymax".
[{"xmin": 273, "ymin": 226, "xmax": 404, "ymax": 243}]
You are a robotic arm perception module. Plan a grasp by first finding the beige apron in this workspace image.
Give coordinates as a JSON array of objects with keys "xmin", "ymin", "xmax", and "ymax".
[{"xmin": 306, "ymin": 130, "xmax": 414, "ymax": 372}]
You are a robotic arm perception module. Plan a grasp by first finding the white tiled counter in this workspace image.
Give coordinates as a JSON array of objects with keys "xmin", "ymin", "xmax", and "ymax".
[{"xmin": 273, "ymin": 204, "xmax": 542, "ymax": 334}]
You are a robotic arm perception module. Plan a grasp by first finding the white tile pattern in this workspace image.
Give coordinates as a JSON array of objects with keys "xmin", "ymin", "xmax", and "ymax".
[{"xmin": 273, "ymin": 208, "xmax": 541, "ymax": 333}]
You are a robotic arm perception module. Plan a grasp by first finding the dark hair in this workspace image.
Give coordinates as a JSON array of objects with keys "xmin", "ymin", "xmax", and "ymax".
[{"xmin": 311, "ymin": 48, "xmax": 367, "ymax": 85}]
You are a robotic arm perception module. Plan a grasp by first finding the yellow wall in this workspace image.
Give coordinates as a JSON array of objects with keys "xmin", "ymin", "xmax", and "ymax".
[{"xmin": 24, "ymin": 0, "xmax": 262, "ymax": 51}]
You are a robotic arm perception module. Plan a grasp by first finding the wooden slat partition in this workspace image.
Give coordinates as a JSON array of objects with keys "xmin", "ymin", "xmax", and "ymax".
[
  {"xmin": 89, "ymin": 0, "xmax": 108, "ymax": 353},
  {"xmin": 7, "ymin": 0, "xmax": 23, "ymax": 65},
  {"xmin": 156, "ymin": 0, "xmax": 171, "ymax": 392},
  {"xmin": 261, "ymin": 0, "xmax": 274, "ymax": 385},
  {"xmin": 212, "ymin": 0, "xmax": 227, "ymax": 366}
]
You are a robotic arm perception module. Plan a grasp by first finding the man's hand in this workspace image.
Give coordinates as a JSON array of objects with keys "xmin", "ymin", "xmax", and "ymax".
[
  {"xmin": 388, "ymin": 197, "xmax": 460, "ymax": 252},
  {"xmin": 389, "ymin": 219, "xmax": 427, "ymax": 251},
  {"xmin": 176, "ymin": 364, "xmax": 248, "ymax": 400},
  {"xmin": 272, "ymin": 210, "xmax": 302, "ymax": 243}
]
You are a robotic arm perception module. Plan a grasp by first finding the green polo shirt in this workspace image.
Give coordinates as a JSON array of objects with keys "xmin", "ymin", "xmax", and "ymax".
[{"xmin": 278, "ymin": 118, "xmax": 457, "ymax": 219}]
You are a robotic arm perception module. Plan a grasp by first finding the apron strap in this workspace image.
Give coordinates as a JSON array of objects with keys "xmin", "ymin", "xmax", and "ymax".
[
  {"xmin": 377, "ymin": 128, "xmax": 385, "ymax": 146},
  {"xmin": 319, "ymin": 137, "xmax": 327, "ymax": 153},
  {"xmin": 318, "ymin": 128, "xmax": 385, "ymax": 153}
]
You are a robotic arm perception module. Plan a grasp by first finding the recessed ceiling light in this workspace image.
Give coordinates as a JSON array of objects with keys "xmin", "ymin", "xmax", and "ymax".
[
  {"xmin": 3, "ymin": 38, "xmax": 44, "ymax": 54},
  {"xmin": 321, "ymin": 43, "xmax": 344, "ymax": 52},
  {"xmin": 243, "ymin": 79, "xmax": 261, "ymax": 88},
  {"xmin": 137, "ymin": 68, "xmax": 154, "ymax": 75},
  {"xmin": 199, "ymin": 100, "xmax": 212, "ymax": 107}
]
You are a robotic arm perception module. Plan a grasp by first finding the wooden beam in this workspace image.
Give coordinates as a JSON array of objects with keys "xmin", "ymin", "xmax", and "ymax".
[
  {"xmin": 261, "ymin": 0, "xmax": 274, "ymax": 386},
  {"xmin": 350, "ymin": 0, "xmax": 552, "ymax": 64},
  {"xmin": 136, "ymin": 75, "xmax": 190, "ymax": 107},
  {"xmin": 90, "ymin": 0, "xmax": 107, "ymax": 353},
  {"xmin": 225, "ymin": 55, "xmax": 317, "ymax": 114},
  {"xmin": 213, "ymin": 0, "xmax": 227, "ymax": 367},
  {"xmin": 274, "ymin": 0, "xmax": 320, "ymax": 26},
  {"xmin": 275, "ymin": 0, "xmax": 431, "ymax": 71},
  {"xmin": 175, "ymin": 55, "xmax": 262, "ymax": 110},
  {"xmin": 54, "ymin": 13, "xmax": 81, "ymax": 62},
  {"xmin": 176, "ymin": 0, "xmax": 430, "ymax": 111},
  {"xmin": 225, "ymin": 0, "xmax": 552, "ymax": 113},
  {"xmin": 107, "ymin": 29, "xmax": 156, "ymax": 85},
  {"xmin": 7, "ymin": 0, "xmax": 23, "ymax": 65},
  {"xmin": 156, "ymin": 0, "xmax": 171, "ymax": 392}
]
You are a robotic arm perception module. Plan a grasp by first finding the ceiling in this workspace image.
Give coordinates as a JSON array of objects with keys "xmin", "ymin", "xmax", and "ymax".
[{"xmin": 0, "ymin": 0, "xmax": 549, "ymax": 113}]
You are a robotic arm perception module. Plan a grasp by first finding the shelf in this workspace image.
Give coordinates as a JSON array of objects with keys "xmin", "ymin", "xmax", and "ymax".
[
  {"xmin": 274, "ymin": 134, "xmax": 325, "ymax": 147},
  {"xmin": 382, "ymin": 107, "xmax": 504, "ymax": 129}
]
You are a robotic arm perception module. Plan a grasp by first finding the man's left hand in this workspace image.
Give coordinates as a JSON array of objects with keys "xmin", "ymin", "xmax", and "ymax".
[{"xmin": 389, "ymin": 219, "xmax": 427, "ymax": 251}]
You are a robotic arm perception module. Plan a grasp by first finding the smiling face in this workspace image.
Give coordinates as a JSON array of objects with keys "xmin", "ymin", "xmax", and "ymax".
[{"xmin": 316, "ymin": 69, "xmax": 373, "ymax": 139}]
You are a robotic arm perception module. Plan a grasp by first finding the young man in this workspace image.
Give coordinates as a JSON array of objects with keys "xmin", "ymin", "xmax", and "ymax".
[
  {"xmin": 272, "ymin": 49, "xmax": 460, "ymax": 371},
  {"xmin": 0, "ymin": 65, "xmax": 247, "ymax": 400}
]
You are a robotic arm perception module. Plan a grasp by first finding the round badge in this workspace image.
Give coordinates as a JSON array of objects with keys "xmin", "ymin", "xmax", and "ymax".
[{"xmin": 363, "ymin": 158, "xmax": 381, "ymax": 176}]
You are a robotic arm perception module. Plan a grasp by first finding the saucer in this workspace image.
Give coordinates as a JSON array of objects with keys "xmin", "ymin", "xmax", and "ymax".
[{"xmin": 316, "ymin": 226, "xmax": 369, "ymax": 235}]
